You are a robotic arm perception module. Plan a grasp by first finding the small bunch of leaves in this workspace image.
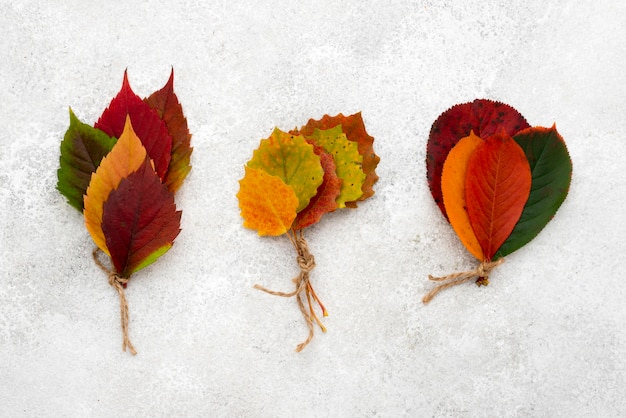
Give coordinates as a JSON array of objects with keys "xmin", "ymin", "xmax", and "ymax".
[
  {"xmin": 237, "ymin": 113, "xmax": 379, "ymax": 351},
  {"xmin": 424, "ymin": 99, "xmax": 572, "ymax": 302},
  {"xmin": 57, "ymin": 70, "xmax": 192, "ymax": 353}
]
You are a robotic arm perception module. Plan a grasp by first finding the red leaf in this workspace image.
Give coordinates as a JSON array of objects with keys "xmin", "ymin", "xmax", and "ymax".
[
  {"xmin": 297, "ymin": 112, "xmax": 379, "ymax": 207},
  {"xmin": 144, "ymin": 69, "xmax": 193, "ymax": 193},
  {"xmin": 292, "ymin": 144, "xmax": 342, "ymax": 230},
  {"xmin": 465, "ymin": 131, "xmax": 532, "ymax": 260},
  {"xmin": 95, "ymin": 71, "xmax": 172, "ymax": 180},
  {"xmin": 427, "ymin": 99, "xmax": 530, "ymax": 219},
  {"xmin": 101, "ymin": 157, "xmax": 181, "ymax": 277}
]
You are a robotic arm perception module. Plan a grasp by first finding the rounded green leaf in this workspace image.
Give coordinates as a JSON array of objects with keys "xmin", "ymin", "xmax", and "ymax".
[
  {"xmin": 495, "ymin": 125, "xmax": 572, "ymax": 258},
  {"xmin": 247, "ymin": 128, "xmax": 323, "ymax": 212},
  {"xmin": 307, "ymin": 126, "xmax": 366, "ymax": 208}
]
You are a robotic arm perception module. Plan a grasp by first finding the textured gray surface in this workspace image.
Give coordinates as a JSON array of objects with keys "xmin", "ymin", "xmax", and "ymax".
[{"xmin": 1, "ymin": 1, "xmax": 625, "ymax": 416}]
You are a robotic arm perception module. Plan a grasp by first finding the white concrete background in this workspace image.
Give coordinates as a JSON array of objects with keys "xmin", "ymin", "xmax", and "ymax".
[{"xmin": 1, "ymin": 1, "xmax": 625, "ymax": 416}]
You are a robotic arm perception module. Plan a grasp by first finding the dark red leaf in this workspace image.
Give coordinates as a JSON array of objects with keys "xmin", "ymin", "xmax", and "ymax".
[
  {"xmin": 102, "ymin": 157, "xmax": 181, "ymax": 277},
  {"xmin": 427, "ymin": 99, "xmax": 530, "ymax": 219}
]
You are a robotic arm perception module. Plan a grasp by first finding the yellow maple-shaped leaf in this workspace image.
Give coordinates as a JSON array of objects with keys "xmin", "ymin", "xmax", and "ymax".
[
  {"xmin": 84, "ymin": 116, "xmax": 149, "ymax": 255},
  {"xmin": 442, "ymin": 131, "xmax": 484, "ymax": 260},
  {"xmin": 307, "ymin": 126, "xmax": 365, "ymax": 208},
  {"xmin": 247, "ymin": 128, "xmax": 323, "ymax": 212},
  {"xmin": 237, "ymin": 167, "xmax": 299, "ymax": 236}
]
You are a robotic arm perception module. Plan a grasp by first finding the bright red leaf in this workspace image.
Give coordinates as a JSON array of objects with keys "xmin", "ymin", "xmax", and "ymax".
[
  {"xmin": 95, "ymin": 70, "xmax": 172, "ymax": 180},
  {"xmin": 427, "ymin": 99, "xmax": 530, "ymax": 219},
  {"xmin": 101, "ymin": 157, "xmax": 181, "ymax": 277},
  {"xmin": 465, "ymin": 131, "xmax": 532, "ymax": 260}
]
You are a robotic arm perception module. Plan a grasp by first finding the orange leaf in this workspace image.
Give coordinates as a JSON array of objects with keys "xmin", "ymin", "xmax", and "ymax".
[
  {"xmin": 84, "ymin": 116, "xmax": 148, "ymax": 255},
  {"xmin": 442, "ymin": 131, "xmax": 484, "ymax": 260},
  {"xmin": 237, "ymin": 167, "xmax": 299, "ymax": 236},
  {"xmin": 465, "ymin": 131, "xmax": 532, "ymax": 260}
]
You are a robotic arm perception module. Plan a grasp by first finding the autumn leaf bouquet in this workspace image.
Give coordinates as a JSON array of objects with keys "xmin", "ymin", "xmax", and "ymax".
[
  {"xmin": 57, "ymin": 70, "xmax": 192, "ymax": 354},
  {"xmin": 237, "ymin": 113, "xmax": 379, "ymax": 351},
  {"xmin": 424, "ymin": 99, "xmax": 572, "ymax": 303}
]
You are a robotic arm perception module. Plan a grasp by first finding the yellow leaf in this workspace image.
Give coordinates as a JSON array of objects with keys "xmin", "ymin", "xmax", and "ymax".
[
  {"xmin": 442, "ymin": 131, "xmax": 484, "ymax": 260},
  {"xmin": 84, "ymin": 116, "xmax": 149, "ymax": 255},
  {"xmin": 237, "ymin": 167, "xmax": 298, "ymax": 236}
]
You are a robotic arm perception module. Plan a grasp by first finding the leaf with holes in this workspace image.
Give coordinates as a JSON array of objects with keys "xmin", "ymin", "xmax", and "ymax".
[
  {"xmin": 102, "ymin": 157, "xmax": 181, "ymax": 277},
  {"xmin": 57, "ymin": 109, "xmax": 116, "ymax": 211},
  {"xmin": 297, "ymin": 112, "xmax": 379, "ymax": 207},
  {"xmin": 95, "ymin": 70, "xmax": 172, "ymax": 180},
  {"xmin": 305, "ymin": 126, "xmax": 365, "ymax": 208},
  {"xmin": 465, "ymin": 131, "xmax": 532, "ymax": 260},
  {"xmin": 144, "ymin": 69, "xmax": 193, "ymax": 193},
  {"xmin": 427, "ymin": 99, "xmax": 530, "ymax": 219}
]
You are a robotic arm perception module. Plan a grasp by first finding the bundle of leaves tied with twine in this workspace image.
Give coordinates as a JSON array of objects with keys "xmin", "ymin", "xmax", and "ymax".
[
  {"xmin": 57, "ymin": 70, "xmax": 192, "ymax": 354},
  {"xmin": 424, "ymin": 99, "xmax": 572, "ymax": 303},
  {"xmin": 237, "ymin": 113, "xmax": 379, "ymax": 351}
]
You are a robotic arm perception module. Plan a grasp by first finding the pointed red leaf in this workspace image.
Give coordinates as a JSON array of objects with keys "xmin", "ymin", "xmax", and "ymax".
[
  {"xmin": 292, "ymin": 144, "xmax": 342, "ymax": 230},
  {"xmin": 101, "ymin": 157, "xmax": 181, "ymax": 277},
  {"xmin": 95, "ymin": 70, "xmax": 172, "ymax": 180},
  {"xmin": 427, "ymin": 99, "xmax": 530, "ymax": 219},
  {"xmin": 144, "ymin": 69, "xmax": 193, "ymax": 193},
  {"xmin": 296, "ymin": 112, "xmax": 379, "ymax": 207},
  {"xmin": 465, "ymin": 131, "xmax": 532, "ymax": 260}
]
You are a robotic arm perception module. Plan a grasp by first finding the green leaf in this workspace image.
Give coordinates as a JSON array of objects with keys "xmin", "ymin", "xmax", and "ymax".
[
  {"xmin": 57, "ymin": 108, "xmax": 116, "ymax": 211},
  {"xmin": 247, "ymin": 128, "xmax": 323, "ymax": 212},
  {"xmin": 495, "ymin": 125, "xmax": 572, "ymax": 258},
  {"xmin": 306, "ymin": 126, "xmax": 366, "ymax": 208}
]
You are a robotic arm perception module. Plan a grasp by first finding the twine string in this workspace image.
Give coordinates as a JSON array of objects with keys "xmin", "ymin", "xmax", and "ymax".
[
  {"xmin": 253, "ymin": 233, "xmax": 318, "ymax": 352},
  {"xmin": 422, "ymin": 258, "xmax": 505, "ymax": 304},
  {"xmin": 92, "ymin": 248, "xmax": 137, "ymax": 355}
]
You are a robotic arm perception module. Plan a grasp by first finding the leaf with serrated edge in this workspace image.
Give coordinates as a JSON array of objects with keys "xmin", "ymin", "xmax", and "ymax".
[
  {"xmin": 102, "ymin": 157, "xmax": 181, "ymax": 277},
  {"xmin": 427, "ymin": 99, "xmax": 530, "ymax": 219},
  {"xmin": 442, "ymin": 131, "xmax": 484, "ymax": 260},
  {"xmin": 465, "ymin": 131, "xmax": 532, "ymax": 260},
  {"xmin": 247, "ymin": 128, "xmax": 323, "ymax": 212},
  {"xmin": 95, "ymin": 70, "xmax": 172, "ymax": 180},
  {"xmin": 84, "ymin": 116, "xmax": 148, "ymax": 255},
  {"xmin": 144, "ymin": 69, "xmax": 192, "ymax": 193},
  {"xmin": 306, "ymin": 126, "xmax": 365, "ymax": 208},
  {"xmin": 237, "ymin": 167, "xmax": 299, "ymax": 236},
  {"xmin": 292, "ymin": 145, "xmax": 342, "ymax": 230},
  {"xmin": 297, "ymin": 112, "xmax": 379, "ymax": 207},
  {"xmin": 495, "ymin": 125, "xmax": 572, "ymax": 258},
  {"xmin": 57, "ymin": 109, "xmax": 116, "ymax": 211}
]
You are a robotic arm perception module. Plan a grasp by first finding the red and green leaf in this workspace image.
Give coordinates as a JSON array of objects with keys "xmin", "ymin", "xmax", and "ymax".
[
  {"xmin": 465, "ymin": 131, "xmax": 532, "ymax": 260},
  {"xmin": 292, "ymin": 145, "xmax": 342, "ymax": 230},
  {"xmin": 427, "ymin": 99, "xmax": 530, "ymax": 219},
  {"xmin": 297, "ymin": 112, "xmax": 379, "ymax": 207},
  {"xmin": 101, "ymin": 157, "xmax": 181, "ymax": 277},
  {"xmin": 57, "ymin": 109, "xmax": 116, "ymax": 211},
  {"xmin": 144, "ymin": 69, "xmax": 193, "ymax": 193},
  {"xmin": 95, "ymin": 70, "xmax": 172, "ymax": 180},
  {"xmin": 495, "ymin": 125, "xmax": 572, "ymax": 258}
]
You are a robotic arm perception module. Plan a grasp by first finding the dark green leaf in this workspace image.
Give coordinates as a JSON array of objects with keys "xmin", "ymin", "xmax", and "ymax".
[{"xmin": 495, "ymin": 125, "xmax": 572, "ymax": 258}]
